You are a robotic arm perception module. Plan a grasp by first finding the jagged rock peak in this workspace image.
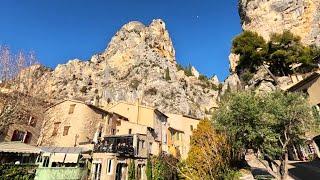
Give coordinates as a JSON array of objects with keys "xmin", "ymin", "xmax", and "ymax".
[
  {"xmin": 239, "ymin": 0, "xmax": 320, "ymax": 45},
  {"xmin": 103, "ymin": 19, "xmax": 176, "ymax": 62}
]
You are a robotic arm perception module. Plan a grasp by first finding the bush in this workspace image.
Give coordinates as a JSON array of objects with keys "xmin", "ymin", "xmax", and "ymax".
[
  {"xmin": 151, "ymin": 153, "xmax": 179, "ymax": 180},
  {"xmin": 128, "ymin": 160, "xmax": 136, "ymax": 180},
  {"xmin": 130, "ymin": 79, "xmax": 140, "ymax": 90},
  {"xmin": 240, "ymin": 70, "xmax": 254, "ymax": 85},
  {"xmin": 182, "ymin": 119, "xmax": 235, "ymax": 180},
  {"xmin": 165, "ymin": 67, "xmax": 171, "ymax": 81},
  {"xmin": 0, "ymin": 164, "xmax": 37, "ymax": 180}
]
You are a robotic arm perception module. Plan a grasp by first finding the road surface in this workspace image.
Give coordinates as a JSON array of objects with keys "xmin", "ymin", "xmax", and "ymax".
[{"xmin": 288, "ymin": 160, "xmax": 320, "ymax": 180}]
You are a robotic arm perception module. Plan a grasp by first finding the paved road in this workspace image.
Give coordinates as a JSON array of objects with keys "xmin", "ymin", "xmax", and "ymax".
[{"xmin": 288, "ymin": 160, "xmax": 320, "ymax": 180}]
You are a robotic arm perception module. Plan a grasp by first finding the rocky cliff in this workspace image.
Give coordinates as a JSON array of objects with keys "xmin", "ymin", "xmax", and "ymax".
[
  {"xmin": 239, "ymin": 0, "xmax": 320, "ymax": 45},
  {"xmin": 222, "ymin": 0, "xmax": 320, "ymax": 94},
  {"xmin": 15, "ymin": 19, "xmax": 219, "ymax": 118}
]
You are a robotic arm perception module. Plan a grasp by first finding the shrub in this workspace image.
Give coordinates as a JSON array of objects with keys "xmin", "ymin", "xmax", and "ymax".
[
  {"xmin": 165, "ymin": 67, "xmax": 171, "ymax": 81},
  {"xmin": 240, "ymin": 70, "xmax": 254, "ymax": 85},
  {"xmin": 130, "ymin": 79, "xmax": 140, "ymax": 90},
  {"xmin": 128, "ymin": 160, "xmax": 136, "ymax": 180}
]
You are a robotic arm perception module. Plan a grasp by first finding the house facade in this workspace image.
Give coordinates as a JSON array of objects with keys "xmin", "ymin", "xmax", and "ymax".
[
  {"xmin": 1, "ymin": 116, "xmax": 40, "ymax": 145},
  {"xmin": 287, "ymin": 71, "xmax": 320, "ymax": 159},
  {"xmin": 166, "ymin": 114, "xmax": 200, "ymax": 159},
  {"xmin": 38, "ymin": 100, "xmax": 122, "ymax": 147},
  {"xmin": 107, "ymin": 101, "xmax": 168, "ymax": 153}
]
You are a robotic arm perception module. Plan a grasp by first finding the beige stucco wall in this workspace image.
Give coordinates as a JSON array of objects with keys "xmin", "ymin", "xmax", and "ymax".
[
  {"xmin": 166, "ymin": 114, "xmax": 200, "ymax": 159},
  {"xmin": 116, "ymin": 120, "xmax": 148, "ymax": 135},
  {"xmin": 92, "ymin": 153, "xmax": 147, "ymax": 180},
  {"xmin": 108, "ymin": 102, "xmax": 155, "ymax": 127},
  {"xmin": 308, "ymin": 78, "xmax": 320, "ymax": 106},
  {"xmin": 39, "ymin": 101, "xmax": 106, "ymax": 147},
  {"xmin": 3, "ymin": 122, "xmax": 41, "ymax": 145},
  {"xmin": 107, "ymin": 102, "xmax": 168, "ymax": 152}
]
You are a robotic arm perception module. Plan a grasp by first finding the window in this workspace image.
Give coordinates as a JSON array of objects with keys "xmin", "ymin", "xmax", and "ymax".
[
  {"xmin": 43, "ymin": 156, "xmax": 50, "ymax": 167},
  {"xmin": 63, "ymin": 126, "xmax": 70, "ymax": 136},
  {"xmin": 52, "ymin": 122, "xmax": 61, "ymax": 136},
  {"xmin": 141, "ymin": 140, "xmax": 145, "ymax": 148},
  {"xmin": 128, "ymin": 129, "xmax": 132, "ymax": 134},
  {"xmin": 24, "ymin": 132, "xmax": 32, "ymax": 144},
  {"xmin": 190, "ymin": 125, "xmax": 193, "ymax": 131},
  {"xmin": 11, "ymin": 130, "xmax": 25, "ymax": 142},
  {"xmin": 92, "ymin": 163, "xmax": 102, "ymax": 180},
  {"xmin": 111, "ymin": 129, "xmax": 116, "ymax": 135},
  {"xmin": 68, "ymin": 104, "xmax": 76, "ymax": 114},
  {"xmin": 107, "ymin": 159, "xmax": 113, "ymax": 174},
  {"xmin": 28, "ymin": 116, "xmax": 37, "ymax": 127}
]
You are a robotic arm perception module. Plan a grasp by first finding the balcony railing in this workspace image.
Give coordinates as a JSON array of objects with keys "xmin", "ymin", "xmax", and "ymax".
[{"xmin": 94, "ymin": 136, "xmax": 135, "ymax": 157}]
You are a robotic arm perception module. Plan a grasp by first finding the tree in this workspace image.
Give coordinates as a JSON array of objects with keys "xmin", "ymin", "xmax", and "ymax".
[
  {"xmin": 128, "ymin": 160, "xmax": 136, "ymax": 180},
  {"xmin": 151, "ymin": 153, "xmax": 178, "ymax": 180},
  {"xmin": 263, "ymin": 92, "xmax": 314, "ymax": 179},
  {"xmin": 232, "ymin": 31, "xmax": 267, "ymax": 73},
  {"xmin": 146, "ymin": 158, "xmax": 152, "ymax": 180},
  {"xmin": 165, "ymin": 67, "xmax": 171, "ymax": 81},
  {"xmin": 181, "ymin": 119, "xmax": 237, "ymax": 180},
  {"xmin": 232, "ymin": 31, "xmax": 320, "ymax": 78},
  {"xmin": 214, "ymin": 91, "xmax": 316, "ymax": 179}
]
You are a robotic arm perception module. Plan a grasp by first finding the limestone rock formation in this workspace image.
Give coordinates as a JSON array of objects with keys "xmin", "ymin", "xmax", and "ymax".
[
  {"xmin": 14, "ymin": 19, "xmax": 219, "ymax": 118},
  {"xmin": 239, "ymin": 0, "xmax": 320, "ymax": 45}
]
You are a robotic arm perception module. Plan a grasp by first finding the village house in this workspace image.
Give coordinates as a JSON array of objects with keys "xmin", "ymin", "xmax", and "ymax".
[
  {"xmin": 0, "ymin": 115, "xmax": 40, "ymax": 145},
  {"xmin": 88, "ymin": 101, "xmax": 168, "ymax": 180},
  {"xmin": 106, "ymin": 101, "xmax": 168, "ymax": 153},
  {"xmin": 287, "ymin": 71, "xmax": 320, "ymax": 159},
  {"xmin": 166, "ymin": 114, "xmax": 200, "ymax": 159},
  {"xmin": 34, "ymin": 147, "xmax": 90, "ymax": 180},
  {"xmin": 37, "ymin": 99, "xmax": 125, "ymax": 147}
]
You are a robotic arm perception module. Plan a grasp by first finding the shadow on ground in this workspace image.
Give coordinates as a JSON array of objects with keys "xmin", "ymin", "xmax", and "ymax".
[{"xmin": 289, "ymin": 159, "xmax": 320, "ymax": 180}]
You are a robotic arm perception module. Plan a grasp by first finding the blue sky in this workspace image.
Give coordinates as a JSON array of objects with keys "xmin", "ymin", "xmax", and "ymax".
[{"xmin": 0, "ymin": 0, "xmax": 241, "ymax": 80}]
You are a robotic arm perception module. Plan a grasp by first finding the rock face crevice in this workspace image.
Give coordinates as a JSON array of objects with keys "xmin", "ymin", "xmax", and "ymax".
[
  {"xmin": 239, "ymin": 0, "xmax": 320, "ymax": 46},
  {"xmin": 15, "ymin": 19, "xmax": 219, "ymax": 118}
]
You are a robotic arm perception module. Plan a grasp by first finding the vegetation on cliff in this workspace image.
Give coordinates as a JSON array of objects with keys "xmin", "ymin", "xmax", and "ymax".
[{"xmin": 232, "ymin": 30, "xmax": 320, "ymax": 77}]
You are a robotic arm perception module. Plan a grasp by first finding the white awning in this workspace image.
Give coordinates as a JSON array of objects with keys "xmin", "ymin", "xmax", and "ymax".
[
  {"xmin": 81, "ymin": 154, "xmax": 91, "ymax": 159},
  {"xmin": 64, "ymin": 153, "xmax": 79, "ymax": 163},
  {"xmin": 42, "ymin": 152, "xmax": 51, "ymax": 157},
  {"xmin": 51, "ymin": 153, "xmax": 65, "ymax": 162}
]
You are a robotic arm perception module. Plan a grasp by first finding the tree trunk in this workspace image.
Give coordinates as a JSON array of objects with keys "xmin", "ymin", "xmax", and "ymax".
[{"xmin": 280, "ymin": 151, "xmax": 288, "ymax": 180}]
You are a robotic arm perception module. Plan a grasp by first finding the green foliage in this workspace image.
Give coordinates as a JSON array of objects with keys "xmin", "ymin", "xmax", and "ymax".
[
  {"xmin": 146, "ymin": 158, "xmax": 152, "ymax": 180},
  {"xmin": 151, "ymin": 153, "xmax": 178, "ymax": 180},
  {"xmin": 165, "ymin": 67, "xmax": 171, "ymax": 81},
  {"xmin": 232, "ymin": 30, "xmax": 320, "ymax": 77},
  {"xmin": 232, "ymin": 31, "xmax": 267, "ymax": 72},
  {"xmin": 0, "ymin": 164, "xmax": 37, "ymax": 180},
  {"xmin": 240, "ymin": 70, "xmax": 254, "ymax": 85},
  {"xmin": 198, "ymin": 74, "xmax": 208, "ymax": 81},
  {"xmin": 176, "ymin": 63, "xmax": 193, "ymax": 76},
  {"xmin": 181, "ymin": 119, "xmax": 238, "ymax": 180},
  {"xmin": 128, "ymin": 160, "xmax": 136, "ymax": 180},
  {"xmin": 214, "ymin": 91, "xmax": 315, "ymax": 164}
]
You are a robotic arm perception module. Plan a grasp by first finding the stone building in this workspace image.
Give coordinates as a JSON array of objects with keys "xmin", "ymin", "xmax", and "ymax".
[
  {"xmin": 1, "ymin": 116, "xmax": 41, "ymax": 145},
  {"xmin": 107, "ymin": 101, "xmax": 168, "ymax": 153},
  {"xmin": 37, "ymin": 99, "xmax": 124, "ymax": 147},
  {"xmin": 89, "ymin": 101, "xmax": 169, "ymax": 180},
  {"xmin": 166, "ymin": 114, "xmax": 200, "ymax": 159}
]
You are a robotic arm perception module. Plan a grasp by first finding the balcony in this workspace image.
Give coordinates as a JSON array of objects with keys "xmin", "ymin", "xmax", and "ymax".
[{"xmin": 94, "ymin": 135, "xmax": 135, "ymax": 157}]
